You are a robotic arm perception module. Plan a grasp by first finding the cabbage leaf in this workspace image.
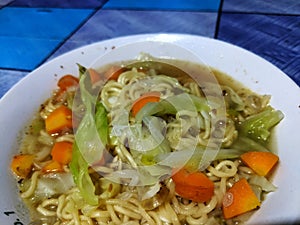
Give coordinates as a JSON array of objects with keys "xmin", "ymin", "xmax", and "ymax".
[{"xmin": 70, "ymin": 73, "xmax": 108, "ymax": 205}]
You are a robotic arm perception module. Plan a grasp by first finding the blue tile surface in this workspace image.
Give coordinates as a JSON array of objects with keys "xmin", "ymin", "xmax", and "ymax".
[
  {"xmin": 103, "ymin": 0, "xmax": 220, "ymax": 11},
  {"xmin": 0, "ymin": 0, "xmax": 13, "ymax": 7},
  {"xmin": 9, "ymin": 0, "xmax": 107, "ymax": 8},
  {"xmin": 0, "ymin": 36, "xmax": 60, "ymax": 70},
  {"xmin": 218, "ymin": 13, "xmax": 300, "ymax": 86},
  {"xmin": 0, "ymin": 7, "xmax": 93, "ymax": 70},
  {"xmin": 223, "ymin": 0, "xmax": 300, "ymax": 14},
  {"xmin": 0, "ymin": 70, "xmax": 27, "ymax": 98},
  {"xmin": 50, "ymin": 10, "xmax": 218, "ymax": 58}
]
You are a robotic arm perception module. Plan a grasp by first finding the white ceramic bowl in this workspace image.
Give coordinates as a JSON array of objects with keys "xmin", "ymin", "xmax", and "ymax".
[{"xmin": 1, "ymin": 34, "xmax": 300, "ymax": 224}]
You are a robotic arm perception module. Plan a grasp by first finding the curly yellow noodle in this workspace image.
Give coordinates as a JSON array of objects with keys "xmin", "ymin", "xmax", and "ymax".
[
  {"xmin": 107, "ymin": 204, "xmax": 122, "ymax": 224},
  {"xmin": 186, "ymin": 213, "xmax": 208, "ymax": 225},
  {"xmin": 204, "ymin": 196, "xmax": 218, "ymax": 214},
  {"xmin": 117, "ymin": 68, "xmax": 146, "ymax": 85},
  {"xmin": 21, "ymin": 171, "xmax": 40, "ymax": 198},
  {"xmin": 128, "ymin": 198, "xmax": 156, "ymax": 225},
  {"xmin": 56, "ymin": 133, "xmax": 75, "ymax": 143},
  {"xmin": 80, "ymin": 215, "xmax": 94, "ymax": 225},
  {"xmin": 113, "ymin": 145, "xmax": 127, "ymax": 163},
  {"xmin": 147, "ymin": 211, "xmax": 162, "ymax": 225},
  {"xmin": 90, "ymin": 210, "xmax": 110, "ymax": 218},
  {"xmin": 100, "ymin": 80, "xmax": 123, "ymax": 110},
  {"xmin": 186, "ymin": 82, "xmax": 202, "ymax": 97},
  {"xmin": 214, "ymin": 178, "xmax": 227, "ymax": 207},
  {"xmin": 118, "ymin": 144, "xmax": 138, "ymax": 168},
  {"xmin": 106, "ymin": 199, "xmax": 134, "ymax": 209},
  {"xmin": 38, "ymin": 130, "xmax": 54, "ymax": 146},
  {"xmin": 36, "ymin": 198, "xmax": 58, "ymax": 216},
  {"xmin": 164, "ymin": 202, "xmax": 181, "ymax": 225},
  {"xmin": 69, "ymin": 199, "xmax": 81, "ymax": 225},
  {"xmin": 61, "ymin": 200, "xmax": 74, "ymax": 220},
  {"xmin": 221, "ymin": 119, "xmax": 238, "ymax": 147},
  {"xmin": 122, "ymin": 221, "xmax": 140, "ymax": 225},
  {"xmin": 34, "ymin": 146, "xmax": 51, "ymax": 161},
  {"xmin": 171, "ymin": 197, "xmax": 197, "ymax": 216},
  {"xmin": 199, "ymin": 110, "xmax": 211, "ymax": 140},
  {"xmin": 57, "ymin": 194, "xmax": 66, "ymax": 219},
  {"xmin": 207, "ymin": 160, "xmax": 238, "ymax": 178},
  {"xmin": 113, "ymin": 205, "xmax": 142, "ymax": 220},
  {"xmin": 40, "ymin": 99, "xmax": 62, "ymax": 119},
  {"xmin": 238, "ymin": 165, "xmax": 254, "ymax": 175},
  {"xmin": 220, "ymin": 177, "xmax": 227, "ymax": 195}
]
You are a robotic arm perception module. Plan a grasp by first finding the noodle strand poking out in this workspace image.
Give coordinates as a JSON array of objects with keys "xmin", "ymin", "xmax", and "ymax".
[{"xmin": 12, "ymin": 59, "xmax": 282, "ymax": 225}]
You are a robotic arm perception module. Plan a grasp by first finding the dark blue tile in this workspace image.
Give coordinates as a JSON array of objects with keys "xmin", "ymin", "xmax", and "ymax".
[
  {"xmin": 0, "ymin": 0, "xmax": 13, "ymax": 8},
  {"xmin": 0, "ymin": 7, "xmax": 93, "ymax": 70},
  {"xmin": 218, "ymin": 13, "xmax": 300, "ymax": 86},
  {"xmin": 103, "ymin": 0, "xmax": 220, "ymax": 11},
  {"xmin": 0, "ymin": 69, "xmax": 27, "ymax": 98},
  {"xmin": 0, "ymin": 7, "xmax": 93, "ymax": 39},
  {"xmin": 0, "ymin": 36, "xmax": 60, "ymax": 70},
  {"xmin": 50, "ymin": 10, "xmax": 218, "ymax": 58},
  {"xmin": 9, "ymin": 0, "xmax": 107, "ymax": 8},
  {"xmin": 223, "ymin": 0, "xmax": 300, "ymax": 14}
]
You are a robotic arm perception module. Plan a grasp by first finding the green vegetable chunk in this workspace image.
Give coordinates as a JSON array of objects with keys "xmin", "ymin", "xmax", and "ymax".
[{"xmin": 238, "ymin": 108, "xmax": 284, "ymax": 145}]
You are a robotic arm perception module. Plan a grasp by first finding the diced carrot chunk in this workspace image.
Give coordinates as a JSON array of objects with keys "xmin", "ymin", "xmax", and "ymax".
[
  {"xmin": 57, "ymin": 74, "xmax": 79, "ymax": 91},
  {"xmin": 222, "ymin": 178, "xmax": 260, "ymax": 219},
  {"xmin": 51, "ymin": 141, "xmax": 73, "ymax": 165},
  {"xmin": 45, "ymin": 105, "xmax": 73, "ymax": 134},
  {"xmin": 241, "ymin": 151, "xmax": 279, "ymax": 176},
  {"xmin": 11, "ymin": 154, "xmax": 35, "ymax": 178},
  {"xmin": 41, "ymin": 160, "xmax": 64, "ymax": 173},
  {"xmin": 172, "ymin": 168, "xmax": 214, "ymax": 203}
]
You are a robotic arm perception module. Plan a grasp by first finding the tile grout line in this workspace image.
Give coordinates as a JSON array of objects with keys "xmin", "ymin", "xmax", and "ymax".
[
  {"xmin": 214, "ymin": 0, "xmax": 224, "ymax": 39},
  {"xmin": 0, "ymin": 67, "xmax": 31, "ymax": 72}
]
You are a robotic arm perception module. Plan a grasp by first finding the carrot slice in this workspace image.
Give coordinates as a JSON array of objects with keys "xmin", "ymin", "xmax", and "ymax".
[
  {"xmin": 88, "ymin": 68, "xmax": 102, "ymax": 84},
  {"xmin": 45, "ymin": 105, "xmax": 73, "ymax": 134},
  {"xmin": 11, "ymin": 154, "xmax": 35, "ymax": 178},
  {"xmin": 131, "ymin": 92, "xmax": 161, "ymax": 116},
  {"xmin": 51, "ymin": 141, "xmax": 73, "ymax": 165},
  {"xmin": 54, "ymin": 75, "xmax": 79, "ymax": 103},
  {"xmin": 57, "ymin": 75, "xmax": 79, "ymax": 91},
  {"xmin": 41, "ymin": 160, "xmax": 64, "ymax": 173},
  {"xmin": 240, "ymin": 151, "xmax": 279, "ymax": 176},
  {"xmin": 172, "ymin": 168, "xmax": 214, "ymax": 203},
  {"xmin": 104, "ymin": 66, "xmax": 125, "ymax": 81},
  {"xmin": 88, "ymin": 66, "xmax": 124, "ymax": 84},
  {"xmin": 222, "ymin": 178, "xmax": 260, "ymax": 219}
]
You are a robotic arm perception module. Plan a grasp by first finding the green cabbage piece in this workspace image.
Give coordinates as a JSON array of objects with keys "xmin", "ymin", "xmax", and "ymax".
[
  {"xmin": 238, "ymin": 108, "xmax": 284, "ymax": 145},
  {"xmin": 70, "ymin": 143, "xmax": 98, "ymax": 205},
  {"xmin": 156, "ymin": 146, "xmax": 243, "ymax": 172},
  {"xmin": 70, "ymin": 74, "xmax": 109, "ymax": 205},
  {"xmin": 95, "ymin": 102, "xmax": 108, "ymax": 146},
  {"xmin": 135, "ymin": 93, "xmax": 210, "ymax": 122}
]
